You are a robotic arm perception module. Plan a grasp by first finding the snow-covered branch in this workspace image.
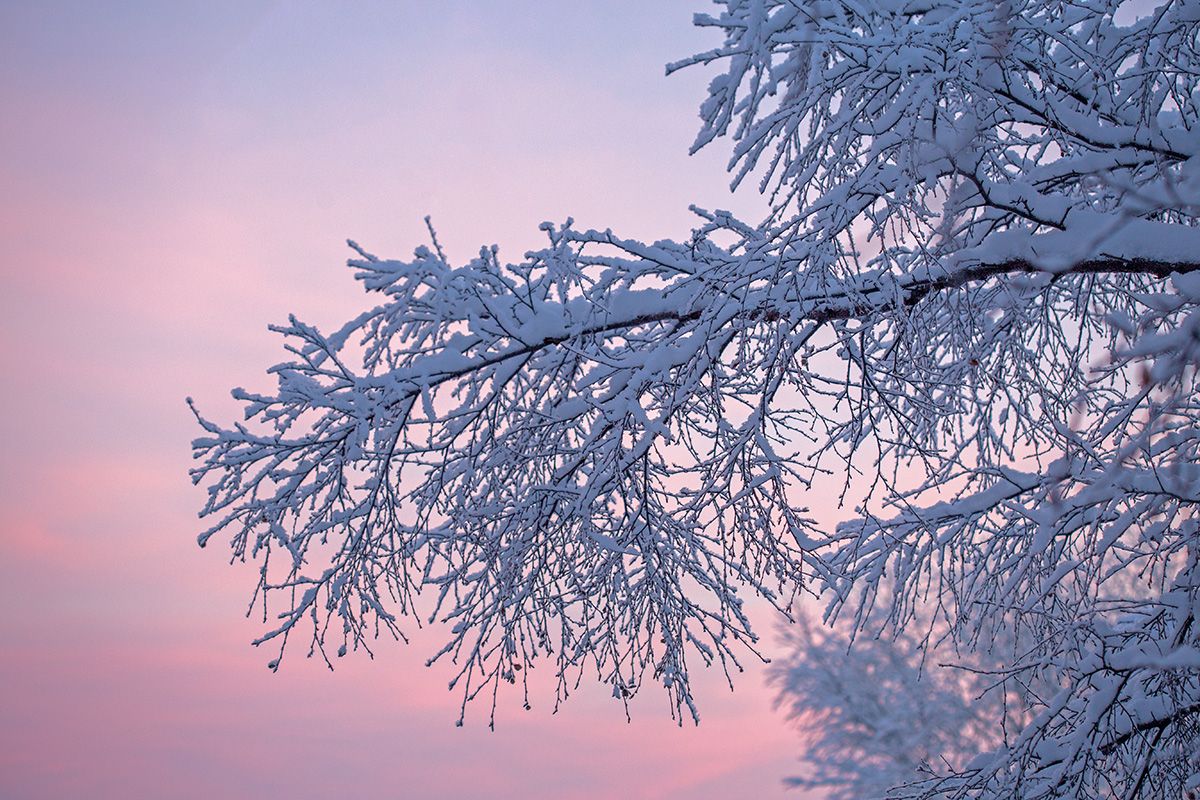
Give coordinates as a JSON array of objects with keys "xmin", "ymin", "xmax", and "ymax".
[{"xmin": 193, "ymin": 0, "xmax": 1200, "ymax": 793}]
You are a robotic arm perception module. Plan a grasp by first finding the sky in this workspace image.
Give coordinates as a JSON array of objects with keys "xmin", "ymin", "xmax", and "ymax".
[{"xmin": 0, "ymin": 1, "xmax": 808, "ymax": 797}]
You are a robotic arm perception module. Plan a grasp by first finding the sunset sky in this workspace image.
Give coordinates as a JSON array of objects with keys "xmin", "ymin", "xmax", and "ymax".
[{"xmin": 0, "ymin": 2, "xmax": 809, "ymax": 797}]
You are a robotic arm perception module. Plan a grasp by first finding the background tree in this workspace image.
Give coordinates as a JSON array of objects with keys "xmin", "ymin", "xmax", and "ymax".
[
  {"xmin": 769, "ymin": 606, "xmax": 1027, "ymax": 800},
  {"xmin": 192, "ymin": 0, "xmax": 1200, "ymax": 795}
]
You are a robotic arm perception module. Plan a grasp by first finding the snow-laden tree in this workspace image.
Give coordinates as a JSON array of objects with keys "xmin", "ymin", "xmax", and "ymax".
[
  {"xmin": 191, "ymin": 0, "xmax": 1200, "ymax": 795},
  {"xmin": 769, "ymin": 607, "xmax": 1029, "ymax": 800}
]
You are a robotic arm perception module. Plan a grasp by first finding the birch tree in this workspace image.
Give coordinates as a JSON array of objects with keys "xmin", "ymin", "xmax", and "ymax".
[{"xmin": 192, "ymin": 0, "xmax": 1200, "ymax": 795}]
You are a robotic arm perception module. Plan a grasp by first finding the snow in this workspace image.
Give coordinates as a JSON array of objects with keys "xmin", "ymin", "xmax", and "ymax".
[{"xmin": 191, "ymin": 0, "xmax": 1200, "ymax": 795}]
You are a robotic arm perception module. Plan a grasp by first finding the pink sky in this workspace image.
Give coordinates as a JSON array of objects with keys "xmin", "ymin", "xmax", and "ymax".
[{"xmin": 0, "ymin": 2, "xmax": 810, "ymax": 797}]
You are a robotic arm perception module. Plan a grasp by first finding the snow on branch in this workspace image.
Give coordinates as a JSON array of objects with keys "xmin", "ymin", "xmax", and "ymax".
[{"xmin": 194, "ymin": 0, "xmax": 1200, "ymax": 794}]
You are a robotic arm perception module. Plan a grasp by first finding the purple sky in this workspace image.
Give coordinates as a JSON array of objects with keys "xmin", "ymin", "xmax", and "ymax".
[{"xmin": 0, "ymin": 2, "xmax": 810, "ymax": 797}]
